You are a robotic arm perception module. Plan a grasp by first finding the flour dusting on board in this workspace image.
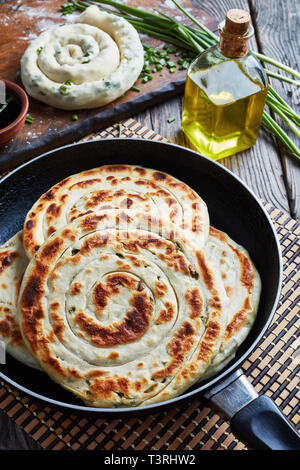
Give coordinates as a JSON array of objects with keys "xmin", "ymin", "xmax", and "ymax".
[{"xmin": 16, "ymin": 4, "xmax": 79, "ymax": 41}]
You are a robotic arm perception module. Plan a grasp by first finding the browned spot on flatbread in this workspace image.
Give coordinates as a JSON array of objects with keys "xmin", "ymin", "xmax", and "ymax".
[
  {"xmin": 26, "ymin": 219, "xmax": 34, "ymax": 230},
  {"xmin": 223, "ymin": 297, "xmax": 252, "ymax": 344},
  {"xmin": 153, "ymin": 171, "xmax": 167, "ymax": 181},
  {"xmin": 155, "ymin": 302, "xmax": 175, "ymax": 324},
  {"xmin": 108, "ymin": 351, "xmax": 119, "ymax": 360},
  {"xmin": 69, "ymin": 178, "xmax": 102, "ymax": 190},
  {"xmin": 102, "ymin": 165, "xmax": 129, "ymax": 173},
  {"xmin": 197, "ymin": 321, "xmax": 220, "ymax": 362},
  {"xmin": 42, "ymin": 189, "xmax": 55, "ymax": 201},
  {"xmin": 153, "ymin": 322, "xmax": 195, "ymax": 379},
  {"xmin": 196, "ymin": 252, "xmax": 214, "ymax": 290},
  {"xmin": 80, "ymin": 214, "xmax": 109, "ymax": 233},
  {"xmin": 41, "ymin": 238, "xmax": 64, "ymax": 260},
  {"xmin": 50, "ymin": 311, "xmax": 65, "ymax": 342},
  {"xmin": 185, "ymin": 288, "xmax": 203, "ymax": 319},
  {"xmin": 154, "ymin": 280, "xmax": 168, "ymax": 298},
  {"xmin": 0, "ymin": 251, "xmax": 18, "ymax": 274},
  {"xmin": 90, "ymin": 377, "xmax": 130, "ymax": 399},
  {"xmin": 80, "ymin": 233, "xmax": 110, "ymax": 254},
  {"xmin": 76, "ymin": 291, "xmax": 153, "ymax": 346},
  {"xmin": 134, "ymin": 167, "xmax": 146, "ymax": 176},
  {"xmin": 70, "ymin": 282, "xmax": 82, "ymax": 296},
  {"xmin": 0, "ymin": 320, "xmax": 10, "ymax": 337}
]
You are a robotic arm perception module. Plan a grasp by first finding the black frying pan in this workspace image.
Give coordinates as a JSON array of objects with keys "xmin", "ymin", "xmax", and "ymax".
[{"xmin": 0, "ymin": 139, "xmax": 299, "ymax": 450}]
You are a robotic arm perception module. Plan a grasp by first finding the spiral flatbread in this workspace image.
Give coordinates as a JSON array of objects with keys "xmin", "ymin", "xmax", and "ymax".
[
  {"xmin": 0, "ymin": 232, "xmax": 39, "ymax": 369},
  {"xmin": 18, "ymin": 211, "xmax": 228, "ymax": 407},
  {"xmin": 200, "ymin": 227, "xmax": 261, "ymax": 380},
  {"xmin": 23, "ymin": 164, "xmax": 209, "ymax": 259},
  {"xmin": 21, "ymin": 6, "xmax": 144, "ymax": 110}
]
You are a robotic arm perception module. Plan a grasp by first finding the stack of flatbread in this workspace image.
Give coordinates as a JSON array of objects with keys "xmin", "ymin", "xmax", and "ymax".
[{"xmin": 0, "ymin": 164, "xmax": 261, "ymax": 407}]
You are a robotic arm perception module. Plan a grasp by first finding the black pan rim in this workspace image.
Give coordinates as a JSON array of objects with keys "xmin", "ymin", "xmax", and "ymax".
[{"xmin": 0, "ymin": 138, "xmax": 283, "ymax": 414}]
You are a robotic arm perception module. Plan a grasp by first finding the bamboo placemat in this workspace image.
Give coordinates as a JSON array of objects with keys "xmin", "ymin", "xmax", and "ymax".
[{"xmin": 0, "ymin": 119, "xmax": 299, "ymax": 450}]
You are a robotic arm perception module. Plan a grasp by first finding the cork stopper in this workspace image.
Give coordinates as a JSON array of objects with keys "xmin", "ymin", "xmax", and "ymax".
[
  {"xmin": 225, "ymin": 9, "xmax": 250, "ymax": 35},
  {"xmin": 218, "ymin": 9, "xmax": 253, "ymax": 58}
]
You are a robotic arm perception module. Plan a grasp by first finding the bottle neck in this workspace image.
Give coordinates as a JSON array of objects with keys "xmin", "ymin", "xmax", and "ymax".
[{"xmin": 218, "ymin": 20, "xmax": 253, "ymax": 59}]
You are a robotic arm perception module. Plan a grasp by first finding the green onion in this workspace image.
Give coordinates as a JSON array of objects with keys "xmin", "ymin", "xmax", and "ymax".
[
  {"xmin": 118, "ymin": 123, "xmax": 123, "ymax": 137},
  {"xmin": 59, "ymin": 80, "xmax": 73, "ymax": 96},
  {"xmin": 72, "ymin": 114, "xmax": 78, "ymax": 121},
  {"xmin": 167, "ymin": 116, "xmax": 176, "ymax": 123},
  {"xmin": 166, "ymin": 61, "xmax": 176, "ymax": 69},
  {"xmin": 25, "ymin": 115, "xmax": 35, "ymax": 124},
  {"xmin": 61, "ymin": 0, "xmax": 300, "ymax": 161},
  {"xmin": 131, "ymin": 86, "xmax": 140, "ymax": 92},
  {"xmin": 0, "ymin": 96, "xmax": 14, "ymax": 113}
]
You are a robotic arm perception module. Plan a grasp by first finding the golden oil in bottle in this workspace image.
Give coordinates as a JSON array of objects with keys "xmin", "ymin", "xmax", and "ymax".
[{"xmin": 181, "ymin": 9, "xmax": 268, "ymax": 160}]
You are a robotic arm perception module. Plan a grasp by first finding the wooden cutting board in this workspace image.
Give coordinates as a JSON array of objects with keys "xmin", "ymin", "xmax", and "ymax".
[{"xmin": 0, "ymin": 0, "xmax": 217, "ymax": 170}]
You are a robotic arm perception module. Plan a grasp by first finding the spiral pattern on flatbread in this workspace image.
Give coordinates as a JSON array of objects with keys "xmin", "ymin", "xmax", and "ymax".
[
  {"xmin": 0, "ymin": 232, "xmax": 39, "ymax": 369},
  {"xmin": 23, "ymin": 164, "xmax": 209, "ymax": 260},
  {"xmin": 18, "ymin": 211, "xmax": 228, "ymax": 407},
  {"xmin": 200, "ymin": 227, "xmax": 261, "ymax": 380}
]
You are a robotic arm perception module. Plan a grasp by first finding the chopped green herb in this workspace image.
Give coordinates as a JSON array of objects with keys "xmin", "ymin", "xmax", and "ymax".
[
  {"xmin": 25, "ymin": 115, "xmax": 35, "ymax": 124},
  {"xmin": 59, "ymin": 80, "xmax": 72, "ymax": 96},
  {"xmin": 72, "ymin": 114, "xmax": 78, "ymax": 121},
  {"xmin": 61, "ymin": 2, "xmax": 77, "ymax": 15},
  {"xmin": 167, "ymin": 61, "xmax": 176, "ymax": 69},
  {"xmin": 167, "ymin": 116, "xmax": 176, "ymax": 123},
  {"xmin": 179, "ymin": 61, "xmax": 189, "ymax": 70},
  {"xmin": 169, "ymin": 67, "xmax": 176, "ymax": 73},
  {"xmin": 37, "ymin": 46, "xmax": 43, "ymax": 55},
  {"xmin": 158, "ymin": 50, "xmax": 168, "ymax": 58},
  {"xmin": 142, "ymin": 43, "xmax": 152, "ymax": 50},
  {"xmin": 0, "ymin": 96, "xmax": 13, "ymax": 113},
  {"xmin": 118, "ymin": 123, "xmax": 123, "ymax": 137},
  {"xmin": 131, "ymin": 86, "xmax": 140, "ymax": 92}
]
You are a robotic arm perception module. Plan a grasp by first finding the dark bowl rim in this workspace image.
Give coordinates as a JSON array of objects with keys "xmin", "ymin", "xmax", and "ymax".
[
  {"xmin": 0, "ymin": 79, "xmax": 29, "ymax": 135},
  {"xmin": 0, "ymin": 138, "xmax": 283, "ymax": 413}
]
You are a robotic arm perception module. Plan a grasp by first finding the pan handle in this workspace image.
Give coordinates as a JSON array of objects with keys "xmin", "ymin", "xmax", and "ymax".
[{"xmin": 204, "ymin": 369, "xmax": 300, "ymax": 450}]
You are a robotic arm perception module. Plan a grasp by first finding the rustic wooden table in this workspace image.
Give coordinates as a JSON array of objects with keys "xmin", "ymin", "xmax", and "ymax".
[{"xmin": 0, "ymin": 0, "xmax": 299, "ymax": 450}]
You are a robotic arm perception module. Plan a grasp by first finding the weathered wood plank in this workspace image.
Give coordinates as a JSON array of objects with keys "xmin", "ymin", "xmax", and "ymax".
[
  {"xmin": 249, "ymin": 0, "xmax": 300, "ymax": 219},
  {"xmin": 136, "ymin": 0, "xmax": 291, "ymax": 215},
  {"xmin": 0, "ymin": 409, "xmax": 41, "ymax": 450}
]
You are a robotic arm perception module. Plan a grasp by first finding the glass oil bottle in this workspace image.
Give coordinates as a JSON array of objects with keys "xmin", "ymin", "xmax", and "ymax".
[{"xmin": 181, "ymin": 9, "xmax": 268, "ymax": 160}]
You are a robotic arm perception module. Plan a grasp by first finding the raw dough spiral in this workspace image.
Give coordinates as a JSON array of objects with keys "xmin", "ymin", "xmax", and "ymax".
[
  {"xmin": 20, "ymin": 6, "xmax": 144, "ymax": 110},
  {"xmin": 18, "ymin": 211, "xmax": 228, "ymax": 407}
]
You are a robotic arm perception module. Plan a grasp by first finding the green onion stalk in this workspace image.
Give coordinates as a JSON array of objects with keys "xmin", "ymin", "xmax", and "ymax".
[{"xmin": 61, "ymin": 0, "xmax": 300, "ymax": 161}]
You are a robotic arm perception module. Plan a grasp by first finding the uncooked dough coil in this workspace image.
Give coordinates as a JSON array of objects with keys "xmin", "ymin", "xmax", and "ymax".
[{"xmin": 21, "ymin": 6, "xmax": 144, "ymax": 110}]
